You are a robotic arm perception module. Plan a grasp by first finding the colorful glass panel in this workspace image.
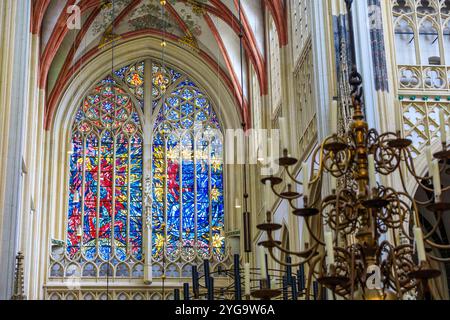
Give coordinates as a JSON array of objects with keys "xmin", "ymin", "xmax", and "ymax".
[
  {"xmin": 67, "ymin": 61, "xmax": 224, "ymax": 267},
  {"xmin": 67, "ymin": 72, "xmax": 143, "ymax": 262},
  {"xmin": 152, "ymin": 76, "xmax": 225, "ymax": 261}
]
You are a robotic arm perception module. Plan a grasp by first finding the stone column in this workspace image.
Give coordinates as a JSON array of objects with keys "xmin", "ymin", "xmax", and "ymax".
[
  {"xmin": 143, "ymin": 59, "xmax": 153, "ymax": 284},
  {"xmin": 0, "ymin": 0, "xmax": 32, "ymax": 300}
]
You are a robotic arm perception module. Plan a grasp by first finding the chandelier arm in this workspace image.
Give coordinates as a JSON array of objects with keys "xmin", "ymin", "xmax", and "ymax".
[
  {"xmin": 284, "ymin": 166, "xmax": 303, "ymax": 185},
  {"xmin": 423, "ymin": 234, "xmax": 450, "ymax": 251},
  {"xmin": 266, "ymin": 224, "xmax": 322, "ymax": 258},
  {"xmin": 265, "ymin": 228, "xmax": 320, "ymax": 261},
  {"xmin": 321, "ymin": 145, "xmax": 347, "ymax": 177},
  {"xmin": 335, "ymin": 188, "xmax": 359, "ymax": 228},
  {"xmin": 287, "ymin": 198, "xmax": 301, "ymax": 211},
  {"xmin": 403, "ymin": 146, "xmax": 450, "ymax": 191},
  {"xmin": 308, "ymin": 143, "xmax": 329, "ymax": 186},
  {"xmin": 381, "ymin": 241, "xmax": 404, "ymax": 298},
  {"xmin": 422, "ymin": 212, "xmax": 443, "ymax": 241},
  {"xmin": 426, "ymin": 253, "xmax": 450, "ymax": 263},
  {"xmin": 402, "ymin": 148, "xmax": 435, "ymax": 185},
  {"xmin": 304, "ymin": 217, "xmax": 326, "ymax": 246},
  {"xmin": 269, "ymin": 183, "xmax": 302, "ymax": 201},
  {"xmin": 306, "ymin": 254, "xmax": 324, "ymax": 300},
  {"xmin": 398, "ymin": 160, "xmax": 435, "ymax": 199},
  {"xmin": 266, "ymin": 243, "xmax": 319, "ymax": 268}
]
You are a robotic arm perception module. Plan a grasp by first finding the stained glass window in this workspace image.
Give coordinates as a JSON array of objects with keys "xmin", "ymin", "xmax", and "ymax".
[
  {"xmin": 66, "ymin": 61, "xmax": 225, "ymax": 268},
  {"xmin": 152, "ymin": 67, "xmax": 225, "ymax": 262},
  {"xmin": 67, "ymin": 75, "xmax": 143, "ymax": 262}
]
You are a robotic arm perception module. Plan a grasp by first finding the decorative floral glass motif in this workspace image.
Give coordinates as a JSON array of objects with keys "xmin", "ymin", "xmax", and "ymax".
[
  {"xmin": 67, "ymin": 76, "xmax": 143, "ymax": 262},
  {"xmin": 152, "ymin": 73, "xmax": 225, "ymax": 262},
  {"xmin": 115, "ymin": 62, "xmax": 145, "ymax": 109}
]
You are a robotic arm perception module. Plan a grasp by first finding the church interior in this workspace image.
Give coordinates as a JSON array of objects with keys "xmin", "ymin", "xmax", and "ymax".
[{"xmin": 2, "ymin": 0, "xmax": 450, "ymax": 301}]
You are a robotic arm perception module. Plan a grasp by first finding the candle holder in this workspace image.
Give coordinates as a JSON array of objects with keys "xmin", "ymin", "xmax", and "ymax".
[
  {"xmin": 251, "ymin": 279, "xmax": 282, "ymax": 300},
  {"xmin": 387, "ymin": 130, "xmax": 413, "ymax": 149},
  {"xmin": 408, "ymin": 261, "xmax": 441, "ymax": 280},
  {"xmin": 323, "ymin": 134, "xmax": 348, "ymax": 152},
  {"xmin": 317, "ymin": 264, "xmax": 350, "ymax": 289},
  {"xmin": 433, "ymin": 142, "xmax": 450, "ymax": 160},
  {"xmin": 277, "ymin": 149, "xmax": 298, "ymax": 167}
]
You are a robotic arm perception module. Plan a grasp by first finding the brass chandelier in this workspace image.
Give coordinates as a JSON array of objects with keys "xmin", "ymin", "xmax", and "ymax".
[{"xmin": 257, "ymin": 0, "xmax": 450, "ymax": 300}]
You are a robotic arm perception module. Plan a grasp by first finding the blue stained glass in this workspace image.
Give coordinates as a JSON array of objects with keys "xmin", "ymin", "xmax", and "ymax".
[
  {"xmin": 129, "ymin": 186, "xmax": 142, "ymax": 200},
  {"xmin": 181, "ymin": 103, "xmax": 194, "ymax": 115},
  {"xmin": 101, "ymin": 76, "xmax": 116, "ymax": 85},
  {"xmin": 130, "ymin": 201, "xmax": 142, "ymax": 217},
  {"xmin": 176, "ymin": 79, "xmax": 197, "ymax": 88},
  {"xmin": 152, "ymin": 65, "xmax": 224, "ymax": 258},
  {"xmin": 182, "ymin": 200, "xmax": 195, "ymax": 245},
  {"xmin": 167, "ymin": 108, "xmax": 180, "ymax": 121},
  {"xmin": 114, "ymin": 66, "xmax": 129, "ymax": 79},
  {"xmin": 83, "ymin": 246, "xmax": 97, "ymax": 260},
  {"xmin": 130, "ymin": 217, "xmax": 142, "ymax": 234},
  {"xmin": 167, "ymin": 97, "xmax": 180, "ymax": 107},
  {"xmin": 195, "ymin": 97, "xmax": 208, "ymax": 108},
  {"xmin": 195, "ymin": 111, "xmax": 208, "ymax": 122},
  {"xmin": 102, "ymin": 101, "xmax": 114, "ymax": 113},
  {"xmin": 115, "ymin": 247, "xmax": 127, "ymax": 261},
  {"xmin": 182, "ymin": 89, "xmax": 194, "ymax": 100},
  {"xmin": 181, "ymin": 118, "xmax": 194, "ymax": 128}
]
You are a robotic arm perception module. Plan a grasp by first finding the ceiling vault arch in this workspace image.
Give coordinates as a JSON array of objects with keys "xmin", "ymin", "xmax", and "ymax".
[{"xmin": 32, "ymin": 0, "xmax": 271, "ymax": 131}]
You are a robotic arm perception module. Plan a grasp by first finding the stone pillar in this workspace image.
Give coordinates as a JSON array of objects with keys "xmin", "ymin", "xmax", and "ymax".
[
  {"xmin": 0, "ymin": 0, "xmax": 32, "ymax": 300},
  {"xmin": 143, "ymin": 59, "xmax": 153, "ymax": 284}
]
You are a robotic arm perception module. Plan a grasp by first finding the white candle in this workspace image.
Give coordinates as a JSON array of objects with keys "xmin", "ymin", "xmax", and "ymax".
[
  {"xmin": 235, "ymin": 198, "xmax": 242, "ymax": 209},
  {"xmin": 330, "ymin": 100, "xmax": 338, "ymax": 135},
  {"xmin": 244, "ymin": 263, "xmax": 251, "ymax": 296},
  {"xmin": 425, "ymin": 146, "xmax": 433, "ymax": 169},
  {"xmin": 302, "ymin": 162, "xmax": 310, "ymax": 199},
  {"xmin": 258, "ymin": 246, "xmax": 267, "ymax": 278},
  {"xmin": 279, "ymin": 117, "xmax": 290, "ymax": 152},
  {"xmin": 439, "ymin": 110, "xmax": 447, "ymax": 144},
  {"xmin": 271, "ymin": 277, "xmax": 277, "ymax": 289},
  {"xmin": 325, "ymin": 231, "xmax": 335, "ymax": 266},
  {"xmin": 267, "ymin": 137, "xmax": 273, "ymax": 169},
  {"xmin": 258, "ymin": 136, "xmax": 266, "ymax": 162},
  {"xmin": 414, "ymin": 227, "xmax": 427, "ymax": 263},
  {"xmin": 264, "ymin": 180, "xmax": 271, "ymax": 212},
  {"xmin": 432, "ymin": 160, "xmax": 442, "ymax": 199},
  {"xmin": 368, "ymin": 154, "xmax": 377, "ymax": 192}
]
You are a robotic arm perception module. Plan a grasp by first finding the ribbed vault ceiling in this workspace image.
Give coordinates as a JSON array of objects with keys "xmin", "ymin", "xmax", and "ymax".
[{"xmin": 31, "ymin": 0, "xmax": 285, "ymax": 129}]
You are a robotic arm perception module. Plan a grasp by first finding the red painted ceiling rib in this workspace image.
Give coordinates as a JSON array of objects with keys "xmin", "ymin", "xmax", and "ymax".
[
  {"xmin": 209, "ymin": 0, "xmax": 267, "ymax": 95},
  {"xmin": 48, "ymin": 0, "xmax": 142, "ymax": 106},
  {"xmin": 204, "ymin": 13, "xmax": 248, "ymax": 126},
  {"xmin": 111, "ymin": 0, "xmax": 143, "ymax": 29},
  {"xmin": 39, "ymin": 0, "xmax": 100, "ymax": 89},
  {"xmin": 31, "ymin": 0, "xmax": 51, "ymax": 35},
  {"xmin": 264, "ymin": 0, "xmax": 288, "ymax": 46},
  {"xmin": 165, "ymin": 1, "xmax": 191, "ymax": 34},
  {"xmin": 46, "ymin": 6, "xmax": 103, "ymax": 127},
  {"xmin": 232, "ymin": 0, "xmax": 267, "ymax": 95}
]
